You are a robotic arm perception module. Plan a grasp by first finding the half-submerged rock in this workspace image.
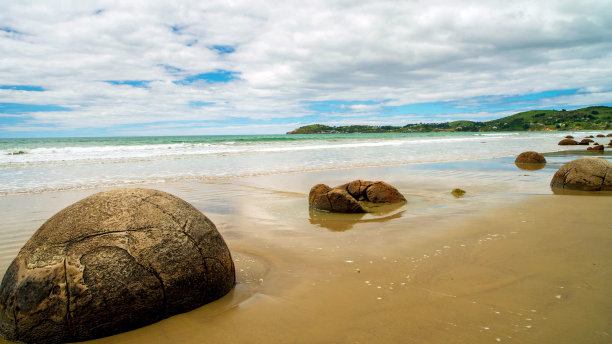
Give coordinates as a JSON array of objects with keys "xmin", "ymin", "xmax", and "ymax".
[
  {"xmin": 515, "ymin": 151, "xmax": 546, "ymax": 171},
  {"xmin": 550, "ymin": 158, "xmax": 612, "ymax": 191},
  {"xmin": 587, "ymin": 145, "xmax": 604, "ymax": 151},
  {"xmin": 0, "ymin": 188, "xmax": 235, "ymax": 344},
  {"xmin": 558, "ymin": 138, "xmax": 578, "ymax": 145},
  {"xmin": 309, "ymin": 180, "xmax": 405, "ymax": 213}
]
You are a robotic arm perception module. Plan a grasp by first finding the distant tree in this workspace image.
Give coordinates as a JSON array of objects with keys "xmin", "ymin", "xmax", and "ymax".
[{"xmin": 592, "ymin": 110, "xmax": 599, "ymax": 115}]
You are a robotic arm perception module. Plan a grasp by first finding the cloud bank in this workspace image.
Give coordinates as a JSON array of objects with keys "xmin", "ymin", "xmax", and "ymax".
[{"xmin": 1, "ymin": 0, "xmax": 611, "ymax": 136}]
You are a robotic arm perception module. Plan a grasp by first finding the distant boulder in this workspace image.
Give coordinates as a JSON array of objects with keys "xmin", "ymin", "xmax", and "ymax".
[
  {"xmin": 558, "ymin": 138, "xmax": 578, "ymax": 145},
  {"xmin": 607, "ymin": 133, "xmax": 612, "ymax": 137},
  {"xmin": 578, "ymin": 139, "xmax": 593, "ymax": 145},
  {"xmin": 564, "ymin": 135, "xmax": 574, "ymax": 139},
  {"xmin": 596, "ymin": 134, "xmax": 605, "ymax": 138},
  {"xmin": 587, "ymin": 145, "xmax": 604, "ymax": 151},
  {"xmin": 550, "ymin": 158, "xmax": 612, "ymax": 191},
  {"xmin": 585, "ymin": 135, "xmax": 594, "ymax": 138}
]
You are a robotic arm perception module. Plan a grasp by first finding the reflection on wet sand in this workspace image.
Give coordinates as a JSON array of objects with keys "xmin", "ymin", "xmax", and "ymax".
[
  {"xmin": 309, "ymin": 207, "xmax": 405, "ymax": 232},
  {"xmin": 514, "ymin": 162, "xmax": 546, "ymax": 171}
]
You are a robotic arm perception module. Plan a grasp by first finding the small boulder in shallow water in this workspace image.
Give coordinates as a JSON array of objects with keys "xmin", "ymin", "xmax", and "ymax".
[
  {"xmin": 309, "ymin": 180, "xmax": 405, "ymax": 213},
  {"xmin": 515, "ymin": 151, "xmax": 546, "ymax": 164},
  {"xmin": 550, "ymin": 158, "xmax": 612, "ymax": 191},
  {"xmin": 515, "ymin": 151, "xmax": 546, "ymax": 171},
  {"xmin": 0, "ymin": 188, "xmax": 235, "ymax": 344}
]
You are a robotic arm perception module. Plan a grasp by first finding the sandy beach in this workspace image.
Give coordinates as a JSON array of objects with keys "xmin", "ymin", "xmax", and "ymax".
[{"xmin": 1, "ymin": 150, "xmax": 611, "ymax": 344}]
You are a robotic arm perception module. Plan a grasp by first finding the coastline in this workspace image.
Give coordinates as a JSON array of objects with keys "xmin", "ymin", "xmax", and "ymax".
[{"xmin": 1, "ymin": 150, "xmax": 611, "ymax": 343}]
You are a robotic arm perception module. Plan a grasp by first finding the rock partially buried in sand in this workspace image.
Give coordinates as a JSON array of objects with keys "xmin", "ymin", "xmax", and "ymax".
[
  {"xmin": 558, "ymin": 138, "xmax": 578, "ymax": 145},
  {"xmin": 578, "ymin": 139, "xmax": 593, "ymax": 145},
  {"xmin": 0, "ymin": 188, "xmax": 235, "ymax": 344},
  {"xmin": 565, "ymin": 135, "xmax": 574, "ymax": 139},
  {"xmin": 596, "ymin": 134, "xmax": 605, "ymax": 138},
  {"xmin": 550, "ymin": 158, "xmax": 612, "ymax": 191},
  {"xmin": 309, "ymin": 180, "xmax": 405, "ymax": 213}
]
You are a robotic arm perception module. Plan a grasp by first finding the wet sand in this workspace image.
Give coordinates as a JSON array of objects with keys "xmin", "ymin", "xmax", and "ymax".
[{"xmin": 1, "ymin": 156, "xmax": 611, "ymax": 343}]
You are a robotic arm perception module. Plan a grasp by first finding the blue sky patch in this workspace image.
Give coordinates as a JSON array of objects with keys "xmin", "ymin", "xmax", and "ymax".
[
  {"xmin": 0, "ymin": 115, "xmax": 33, "ymax": 126},
  {"xmin": 0, "ymin": 85, "xmax": 45, "ymax": 91},
  {"xmin": 211, "ymin": 45, "xmax": 235, "ymax": 55},
  {"xmin": 189, "ymin": 101, "xmax": 215, "ymax": 107},
  {"xmin": 0, "ymin": 27, "xmax": 20, "ymax": 34},
  {"xmin": 175, "ymin": 70, "xmax": 240, "ymax": 85},
  {"xmin": 0, "ymin": 103, "xmax": 72, "ymax": 115},
  {"xmin": 304, "ymin": 89, "xmax": 587, "ymax": 122},
  {"xmin": 105, "ymin": 80, "xmax": 151, "ymax": 88}
]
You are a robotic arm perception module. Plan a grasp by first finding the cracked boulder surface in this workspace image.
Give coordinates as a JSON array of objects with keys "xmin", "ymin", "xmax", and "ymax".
[
  {"xmin": 308, "ymin": 180, "xmax": 406, "ymax": 213},
  {"xmin": 550, "ymin": 158, "xmax": 612, "ymax": 191},
  {"xmin": 0, "ymin": 188, "xmax": 235, "ymax": 344}
]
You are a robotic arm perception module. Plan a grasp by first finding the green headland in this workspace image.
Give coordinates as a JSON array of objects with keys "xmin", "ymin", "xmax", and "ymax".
[{"xmin": 287, "ymin": 106, "xmax": 612, "ymax": 134}]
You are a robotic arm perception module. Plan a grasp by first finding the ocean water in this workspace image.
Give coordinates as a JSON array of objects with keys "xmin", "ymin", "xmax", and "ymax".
[{"xmin": 0, "ymin": 131, "xmax": 604, "ymax": 195}]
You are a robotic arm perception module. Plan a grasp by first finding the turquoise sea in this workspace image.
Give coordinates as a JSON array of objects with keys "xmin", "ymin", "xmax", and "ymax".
[{"xmin": 0, "ymin": 131, "xmax": 606, "ymax": 195}]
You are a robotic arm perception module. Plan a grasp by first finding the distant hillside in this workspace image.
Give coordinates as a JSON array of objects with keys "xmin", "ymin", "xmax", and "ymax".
[{"xmin": 287, "ymin": 106, "xmax": 612, "ymax": 134}]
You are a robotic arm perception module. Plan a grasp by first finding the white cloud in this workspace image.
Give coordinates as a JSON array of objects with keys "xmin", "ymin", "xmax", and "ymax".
[{"xmin": 0, "ymin": 0, "xmax": 610, "ymax": 135}]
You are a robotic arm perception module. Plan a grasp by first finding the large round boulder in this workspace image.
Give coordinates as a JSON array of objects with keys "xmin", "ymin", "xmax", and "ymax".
[
  {"xmin": 558, "ymin": 138, "xmax": 578, "ymax": 145},
  {"xmin": 0, "ymin": 188, "xmax": 235, "ymax": 344},
  {"xmin": 550, "ymin": 158, "xmax": 612, "ymax": 191},
  {"xmin": 309, "ymin": 180, "xmax": 405, "ymax": 213}
]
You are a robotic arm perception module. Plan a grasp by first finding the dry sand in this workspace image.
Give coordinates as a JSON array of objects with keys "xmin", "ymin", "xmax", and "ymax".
[{"xmin": 0, "ymin": 159, "xmax": 611, "ymax": 344}]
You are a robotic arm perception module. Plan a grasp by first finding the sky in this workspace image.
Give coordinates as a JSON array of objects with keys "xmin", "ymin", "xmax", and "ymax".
[{"xmin": 0, "ymin": 0, "xmax": 611, "ymax": 137}]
